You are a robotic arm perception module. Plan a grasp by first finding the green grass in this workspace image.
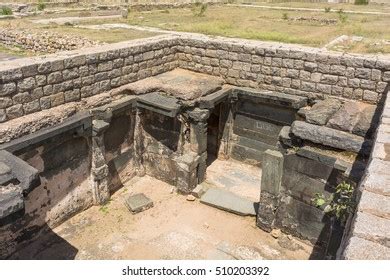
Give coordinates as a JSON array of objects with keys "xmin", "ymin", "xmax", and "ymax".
[
  {"xmin": 0, "ymin": 6, "xmax": 13, "ymax": 15},
  {"xmin": 126, "ymin": 6, "xmax": 390, "ymax": 49}
]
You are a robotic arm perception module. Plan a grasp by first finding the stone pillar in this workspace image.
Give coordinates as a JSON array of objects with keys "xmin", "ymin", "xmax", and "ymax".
[
  {"xmin": 133, "ymin": 108, "xmax": 146, "ymax": 177},
  {"xmin": 188, "ymin": 108, "xmax": 209, "ymax": 184},
  {"xmin": 257, "ymin": 149, "xmax": 284, "ymax": 232},
  {"xmin": 218, "ymin": 98, "xmax": 235, "ymax": 159},
  {"xmin": 91, "ymin": 118, "xmax": 110, "ymax": 205},
  {"xmin": 175, "ymin": 152, "xmax": 200, "ymax": 194}
]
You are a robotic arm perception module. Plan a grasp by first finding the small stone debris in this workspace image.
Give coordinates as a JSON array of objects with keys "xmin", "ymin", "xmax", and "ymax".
[
  {"xmin": 124, "ymin": 193, "xmax": 153, "ymax": 214},
  {"xmin": 191, "ymin": 184, "xmax": 207, "ymax": 198},
  {"xmin": 186, "ymin": 194, "xmax": 196, "ymax": 201},
  {"xmin": 271, "ymin": 228, "xmax": 281, "ymax": 239}
]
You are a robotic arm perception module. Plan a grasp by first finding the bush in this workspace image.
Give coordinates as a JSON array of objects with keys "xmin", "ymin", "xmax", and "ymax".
[
  {"xmin": 324, "ymin": 7, "xmax": 331, "ymax": 13},
  {"xmin": 282, "ymin": 12, "xmax": 288, "ymax": 20},
  {"xmin": 37, "ymin": 0, "xmax": 46, "ymax": 11},
  {"xmin": 192, "ymin": 2, "xmax": 208, "ymax": 17},
  {"xmin": 0, "ymin": 6, "xmax": 13, "ymax": 15},
  {"xmin": 355, "ymin": 0, "xmax": 369, "ymax": 5},
  {"xmin": 337, "ymin": 9, "xmax": 348, "ymax": 23}
]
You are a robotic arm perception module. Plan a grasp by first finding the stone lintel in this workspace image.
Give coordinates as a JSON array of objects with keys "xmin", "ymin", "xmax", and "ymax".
[{"xmin": 234, "ymin": 88, "xmax": 307, "ymax": 109}]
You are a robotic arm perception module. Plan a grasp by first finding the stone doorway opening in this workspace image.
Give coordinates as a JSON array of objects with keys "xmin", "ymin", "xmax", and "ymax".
[{"xmin": 206, "ymin": 103, "xmax": 222, "ymax": 166}]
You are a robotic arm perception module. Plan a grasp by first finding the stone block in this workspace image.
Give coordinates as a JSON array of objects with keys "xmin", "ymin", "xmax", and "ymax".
[
  {"xmin": 124, "ymin": 193, "xmax": 154, "ymax": 214},
  {"xmin": 352, "ymin": 212, "xmax": 390, "ymax": 247},
  {"xmin": 201, "ymin": 188, "xmax": 256, "ymax": 216},
  {"xmin": 358, "ymin": 191, "xmax": 390, "ymax": 219},
  {"xmin": 291, "ymin": 121, "xmax": 368, "ymax": 154},
  {"xmin": 191, "ymin": 184, "xmax": 208, "ymax": 198},
  {"xmin": 306, "ymin": 98, "xmax": 341, "ymax": 125},
  {"xmin": 0, "ymin": 189, "xmax": 24, "ymax": 219},
  {"xmin": 261, "ymin": 149, "xmax": 283, "ymax": 196},
  {"xmin": 257, "ymin": 191, "xmax": 279, "ymax": 232},
  {"xmin": 343, "ymin": 236, "xmax": 390, "ymax": 260}
]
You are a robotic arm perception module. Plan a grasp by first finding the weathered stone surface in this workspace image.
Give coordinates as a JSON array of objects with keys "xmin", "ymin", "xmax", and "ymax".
[
  {"xmin": 261, "ymin": 150, "xmax": 283, "ymax": 196},
  {"xmin": 122, "ymin": 68, "xmax": 224, "ymax": 101},
  {"xmin": 343, "ymin": 236, "xmax": 390, "ymax": 260},
  {"xmin": 358, "ymin": 191, "xmax": 390, "ymax": 220},
  {"xmin": 305, "ymin": 98, "xmax": 341, "ymax": 125},
  {"xmin": 352, "ymin": 212, "xmax": 390, "ymax": 248},
  {"xmin": 0, "ymin": 188, "xmax": 24, "ymax": 219},
  {"xmin": 201, "ymin": 188, "xmax": 256, "ymax": 216},
  {"xmin": 327, "ymin": 101, "xmax": 374, "ymax": 134},
  {"xmin": 124, "ymin": 193, "xmax": 154, "ymax": 214},
  {"xmin": 291, "ymin": 121, "xmax": 368, "ymax": 153},
  {"xmin": 191, "ymin": 184, "xmax": 208, "ymax": 198},
  {"xmin": 352, "ymin": 105, "xmax": 376, "ymax": 137},
  {"xmin": 0, "ymin": 161, "xmax": 11, "ymax": 176}
]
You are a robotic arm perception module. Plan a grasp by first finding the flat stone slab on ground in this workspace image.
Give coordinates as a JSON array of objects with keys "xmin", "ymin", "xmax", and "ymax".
[
  {"xmin": 200, "ymin": 187, "xmax": 257, "ymax": 216},
  {"xmin": 124, "ymin": 193, "xmax": 154, "ymax": 214}
]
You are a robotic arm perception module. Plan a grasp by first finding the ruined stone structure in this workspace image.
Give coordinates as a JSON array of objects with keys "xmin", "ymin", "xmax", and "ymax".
[{"xmin": 0, "ymin": 34, "xmax": 389, "ymax": 259}]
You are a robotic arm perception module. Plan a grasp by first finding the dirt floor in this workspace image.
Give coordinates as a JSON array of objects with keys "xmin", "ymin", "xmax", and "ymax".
[{"xmin": 11, "ymin": 175, "xmax": 313, "ymax": 260}]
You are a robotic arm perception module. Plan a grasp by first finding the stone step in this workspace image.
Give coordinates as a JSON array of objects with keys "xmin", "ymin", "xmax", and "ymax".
[{"xmin": 200, "ymin": 187, "xmax": 257, "ymax": 216}]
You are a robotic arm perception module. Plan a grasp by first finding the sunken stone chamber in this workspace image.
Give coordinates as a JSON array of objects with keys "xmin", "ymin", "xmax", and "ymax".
[{"xmin": 0, "ymin": 34, "xmax": 389, "ymax": 259}]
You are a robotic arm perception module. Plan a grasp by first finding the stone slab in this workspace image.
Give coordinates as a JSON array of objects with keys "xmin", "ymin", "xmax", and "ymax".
[
  {"xmin": 352, "ymin": 212, "xmax": 390, "ymax": 246},
  {"xmin": 0, "ymin": 150, "xmax": 39, "ymax": 192},
  {"xmin": 125, "ymin": 68, "xmax": 224, "ymax": 101},
  {"xmin": 291, "ymin": 121, "xmax": 369, "ymax": 154},
  {"xmin": 358, "ymin": 191, "xmax": 390, "ymax": 220},
  {"xmin": 200, "ymin": 187, "xmax": 257, "ymax": 216},
  {"xmin": 234, "ymin": 88, "xmax": 307, "ymax": 109},
  {"xmin": 343, "ymin": 236, "xmax": 390, "ymax": 260},
  {"xmin": 124, "ymin": 193, "xmax": 154, "ymax": 214},
  {"xmin": 0, "ymin": 188, "xmax": 24, "ymax": 219},
  {"xmin": 0, "ymin": 111, "xmax": 92, "ymax": 154},
  {"xmin": 137, "ymin": 92, "xmax": 181, "ymax": 117},
  {"xmin": 305, "ymin": 98, "xmax": 341, "ymax": 125},
  {"xmin": 199, "ymin": 88, "xmax": 231, "ymax": 109}
]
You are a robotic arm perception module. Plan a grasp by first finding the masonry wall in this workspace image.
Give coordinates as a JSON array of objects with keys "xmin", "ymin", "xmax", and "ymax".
[
  {"xmin": 230, "ymin": 94, "xmax": 298, "ymax": 165},
  {"xmin": 139, "ymin": 109, "xmax": 181, "ymax": 185},
  {"xmin": 176, "ymin": 36, "xmax": 390, "ymax": 104},
  {"xmin": 0, "ymin": 35, "xmax": 178, "ymax": 123},
  {"xmin": 2, "ymin": 34, "xmax": 390, "ymax": 124},
  {"xmin": 339, "ymin": 91, "xmax": 390, "ymax": 259},
  {"xmin": 104, "ymin": 109, "xmax": 137, "ymax": 194},
  {"xmin": 0, "ymin": 132, "xmax": 92, "ymax": 259}
]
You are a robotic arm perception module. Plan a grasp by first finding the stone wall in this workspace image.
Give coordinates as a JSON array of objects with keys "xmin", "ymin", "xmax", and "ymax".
[
  {"xmin": 0, "ymin": 35, "xmax": 178, "ymax": 123},
  {"xmin": 0, "ymin": 130, "xmax": 92, "ymax": 259},
  {"xmin": 1, "ymin": 34, "xmax": 390, "ymax": 124},
  {"xmin": 139, "ymin": 109, "xmax": 182, "ymax": 185},
  {"xmin": 176, "ymin": 35, "xmax": 390, "ymax": 105},
  {"xmin": 340, "ymin": 91, "xmax": 390, "ymax": 259}
]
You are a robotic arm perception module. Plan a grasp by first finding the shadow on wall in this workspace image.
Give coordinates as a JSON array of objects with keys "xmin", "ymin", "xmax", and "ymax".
[
  {"xmin": 309, "ymin": 86, "xmax": 388, "ymax": 259},
  {"xmin": 0, "ymin": 133, "xmax": 92, "ymax": 260}
]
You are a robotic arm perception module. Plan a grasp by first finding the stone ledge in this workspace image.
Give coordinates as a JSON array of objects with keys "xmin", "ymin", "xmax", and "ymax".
[
  {"xmin": 358, "ymin": 190, "xmax": 390, "ymax": 219},
  {"xmin": 343, "ymin": 236, "xmax": 390, "ymax": 260}
]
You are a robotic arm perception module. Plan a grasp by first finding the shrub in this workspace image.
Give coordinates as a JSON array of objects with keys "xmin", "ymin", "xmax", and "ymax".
[
  {"xmin": 37, "ymin": 0, "xmax": 46, "ymax": 11},
  {"xmin": 192, "ymin": 2, "xmax": 208, "ymax": 17},
  {"xmin": 0, "ymin": 6, "xmax": 13, "ymax": 15},
  {"xmin": 338, "ymin": 9, "xmax": 348, "ymax": 23},
  {"xmin": 355, "ymin": 0, "xmax": 369, "ymax": 5},
  {"xmin": 324, "ymin": 7, "xmax": 331, "ymax": 13},
  {"xmin": 312, "ymin": 182, "xmax": 355, "ymax": 225},
  {"xmin": 282, "ymin": 12, "xmax": 288, "ymax": 20}
]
